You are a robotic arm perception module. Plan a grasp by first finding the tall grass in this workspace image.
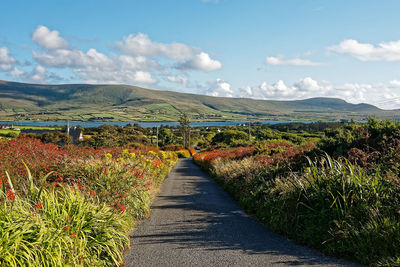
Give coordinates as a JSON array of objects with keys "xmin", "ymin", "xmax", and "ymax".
[
  {"xmin": 0, "ymin": 170, "xmax": 130, "ymax": 266},
  {"xmin": 264, "ymin": 155, "xmax": 400, "ymax": 265},
  {"xmin": 0, "ymin": 137, "xmax": 178, "ymax": 266},
  {"xmin": 196, "ymin": 151, "xmax": 400, "ymax": 266}
]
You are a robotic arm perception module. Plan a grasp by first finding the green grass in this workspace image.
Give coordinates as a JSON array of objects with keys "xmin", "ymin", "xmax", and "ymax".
[
  {"xmin": 0, "ymin": 169, "xmax": 130, "ymax": 266},
  {"xmin": 17, "ymin": 126, "xmax": 60, "ymax": 130},
  {"xmin": 201, "ymin": 154, "xmax": 400, "ymax": 265},
  {"xmin": 0, "ymin": 129, "xmax": 20, "ymax": 137}
]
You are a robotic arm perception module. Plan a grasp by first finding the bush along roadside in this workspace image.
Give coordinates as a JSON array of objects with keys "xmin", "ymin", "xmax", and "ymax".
[
  {"xmin": 0, "ymin": 137, "xmax": 178, "ymax": 266},
  {"xmin": 194, "ymin": 145, "xmax": 400, "ymax": 266}
]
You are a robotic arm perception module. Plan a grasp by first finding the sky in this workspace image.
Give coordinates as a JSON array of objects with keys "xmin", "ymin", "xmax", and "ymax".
[{"xmin": 1, "ymin": 0, "xmax": 400, "ymax": 109}]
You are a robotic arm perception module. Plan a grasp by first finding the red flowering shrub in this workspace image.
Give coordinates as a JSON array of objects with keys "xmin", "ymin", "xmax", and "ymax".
[{"xmin": 0, "ymin": 137, "xmax": 177, "ymax": 218}]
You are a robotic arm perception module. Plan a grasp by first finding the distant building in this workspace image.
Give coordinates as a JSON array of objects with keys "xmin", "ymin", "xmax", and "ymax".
[
  {"xmin": 69, "ymin": 127, "xmax": 84, "ymax": 142},
  {"xmin": 0, "ymin": 124, "xmax": 13, "ymax": 129}
]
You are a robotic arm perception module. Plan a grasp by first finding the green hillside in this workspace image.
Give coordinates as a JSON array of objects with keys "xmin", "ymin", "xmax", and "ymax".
[{"xmin": 0, "ymin": 80, "xmax": 398, "ymax": 122}]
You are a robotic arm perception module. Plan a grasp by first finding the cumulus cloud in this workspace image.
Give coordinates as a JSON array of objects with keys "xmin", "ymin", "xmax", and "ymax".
[
  {"xmin": 31, "ymin": 26, "xmax": 159, "ymax": 85},
  {"xmin": 206, "ymin": 78, "xmax": 233, "ymax": 97},
  {"xmin": 238, "ymin": 77, "xmax": 400, "ymax": 109},
  {"xmin": 115, "ymin": 33, "xmax": 195, "ymax": 60},
  {"xmin": 294, "ymin": 77, "xmax": 323, "ymax": 91},
  {"xmin": 179, "ymin": 52, "xmax": 222, "ymax": 71},
  {"xmin": 119, "ymin": 55, "xmax": 158, "ymax": 71},
  {"xmin": 329, "ymin": 39, "xmax": 400, "ymax": 61},
  {"xmin": 10, "ymin": 67, "xmax": 25, "ymax": 78},
  {"xmin": 28, "ymin": 65, "xmax": 47, "ymax": 83},
  {"xmin": 389, "ymin": 80, "xmax": 400, "ymax": 87},
  {"xmin": 32, "ymin": 26, "xmax": 69, "ymax": 50},
  {"xmin": 238, "ymin": 80, "xmax": 296, "ymax": 99},
  {"xmin": 28, "ymin": 26, "xmax": 221, "ymax": 85},
  {"xmin": 238, "ymin": 77, "xmax": 356, "ymax": 101},
  {"xmin": 133, "ymin": 71, "xmax": 156, "ymax": 84},
  {"xmin": 0, "ymin": 47, "xmax": 17, "ymax": 71},
  {"xmin": 167, "ymin": 75, "xmax": 188, "ymax": 86},
  {"xmin": 265, "ymin": 55, "xmax": 321, "ymax": 66}
]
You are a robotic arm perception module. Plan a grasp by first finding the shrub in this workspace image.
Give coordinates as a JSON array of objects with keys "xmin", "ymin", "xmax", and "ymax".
[
  {"xmin": 194, "ymin": 135, "xmax": 400, "ymax": 265},
  {"xmin": 263, "ymin": 156, "xmax": 400, "ymax": 265},
  {"xmin": 176, "ymin": 150, "xmax": 191, "ymax": 158}
]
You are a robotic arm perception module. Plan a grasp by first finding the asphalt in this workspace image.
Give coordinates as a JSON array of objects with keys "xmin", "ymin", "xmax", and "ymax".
[{"xmin": 123, "ymin": 158, "xmax": 358, "ymax": 267}]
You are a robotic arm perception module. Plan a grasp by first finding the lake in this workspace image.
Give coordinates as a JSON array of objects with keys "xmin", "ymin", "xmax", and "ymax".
[{"xmin": 0, "ymin": 120, "xmax": 320, "ymax": 128}]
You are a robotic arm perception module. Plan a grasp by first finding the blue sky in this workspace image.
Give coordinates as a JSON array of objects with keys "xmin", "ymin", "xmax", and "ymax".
[{"xmin": 1, "ymin": 0, "xmax": 400, "ymax": 108}]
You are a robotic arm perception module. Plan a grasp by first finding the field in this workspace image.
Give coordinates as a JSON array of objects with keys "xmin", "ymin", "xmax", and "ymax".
[
  {"xmin": 2, "ymin": 80, "xmax": 400, "ymax": 122},
  {"xmin": 0, "ymin": 137, "xmax": 178, "ymax": 266},
  {"xmin": 194, "ymin": 119, "xmax": 400, "ymax": 266}
]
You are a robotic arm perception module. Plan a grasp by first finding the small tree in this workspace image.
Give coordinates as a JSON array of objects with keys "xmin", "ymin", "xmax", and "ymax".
[{"xmin": 179, "ymin": 113, "xmax": 190, "ymax": 148}]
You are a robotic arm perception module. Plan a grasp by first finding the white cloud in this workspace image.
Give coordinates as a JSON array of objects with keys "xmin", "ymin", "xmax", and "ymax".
[
  {"xmin": 10, "ymin": 67, "xmax": 25, "ymax": 78},
  {"xmin": 329, "ymin": 39, "xmax": 400, "ymax": 61},
  {"xmin": 31, "ymin": 26, "xmax": 159, "ymax": 85},
  {"xmin": 33, "ymin": 48, "xmax": 114, "ymax": 68},
  {"xmin": 32, "ymin": 25, "xmax": 69, "ymax": 50},
  {"xmin": 265, "ymin": 55, "xmax": 321, "ymax": 66},
  {"xmin": 239, "ymin": 80, "xmax": 296, "ymax": 99},
  {"xmin": 179, "ymin": 52, "xmax": 222, "ymax": 71},
  {"xmin": 29, "ymin": 26, "xmax": 220, "ymax": 85},
  {"xmin": 115, "ymin": 33, "xmax": 195, "ymax": 60},
  {"xmin": 167, "ymin": 75, "xmax": 188, "ymax": 86},
  {"xmin": 119, "ymin": 55, "xmax": 158, "ymax": 71},
  {"xmin": 389, "ymin": 80, "xmax": 400, "ymax": 87},
  {"xmin": 294, "ymin": 77, "xmax": 323, "ymax": 91},
  {"xmin": 206, "ymin": 78, "xmax": 233, "ymax": 97},
  {"xmin": 28, "ymin": 65, "xmax": 47, "ymax": 83},
  {"xmin": 133, "ymin": 71, "xmax": 156, "ymax": 84},
  {"xmin": 238, "ymin": 77, "xmax": 400, "ymax": 109},
  {"xmin": 0, "ymin": 47, "xmax": 17, "ymax": 71}
]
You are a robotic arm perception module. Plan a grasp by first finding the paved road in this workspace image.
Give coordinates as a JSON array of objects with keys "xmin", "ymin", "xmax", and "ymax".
[{"xmin": 124, "ymin": 158, "xmax": 357, "ymax": 267}]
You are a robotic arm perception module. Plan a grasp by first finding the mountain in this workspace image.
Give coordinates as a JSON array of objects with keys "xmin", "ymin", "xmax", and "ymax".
[{"xmin": 0, "ymin": 80, "xmax": 397, "ymax": 122}]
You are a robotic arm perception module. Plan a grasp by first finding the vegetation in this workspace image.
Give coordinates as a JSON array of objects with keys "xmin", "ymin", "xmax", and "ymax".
[
  {"xmin": 179, "ymin": 113, "xmax": 191, "ymax": 148},
  {"xmin": 2, "ymin": 116, "xmax": 400, "ymax": 265},
  {"xmin": 0, "ymin": 137, "xmax": 177, "ymax": 266},
  {"xmin": 194, "ymin": 119, "xmax": 400, "ymax": 266},
  {"xmin": 0, "ymin": 129, "xmax": 19, "ymax": 138},
  {"xmin": 80, "ymin": 125, "xmax": 149, "ymax": 148}
]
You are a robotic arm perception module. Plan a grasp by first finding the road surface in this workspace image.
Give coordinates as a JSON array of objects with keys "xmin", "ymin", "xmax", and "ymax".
[{"xmin": 124, "ymin": 158, "xmax": 357, "ymax": 267}]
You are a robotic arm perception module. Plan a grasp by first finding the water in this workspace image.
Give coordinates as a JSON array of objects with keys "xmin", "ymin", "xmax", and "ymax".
[{"xmin": 0, "ymin": 120, "xmax": 318, "ymax": 128}]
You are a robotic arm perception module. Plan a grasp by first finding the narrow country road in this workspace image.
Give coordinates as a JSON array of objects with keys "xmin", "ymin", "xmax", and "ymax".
[{"xmin": 124, "ymin": 158, "xmax": 358, "ymax": 267}]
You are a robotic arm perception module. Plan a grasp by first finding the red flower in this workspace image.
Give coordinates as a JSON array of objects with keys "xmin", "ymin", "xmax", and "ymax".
[
  {"xmin": 33, "ymin": 203, "xmax": 42, "ymax": 210},
  {"xmin": 6, "ymin": 190, "xmax": 15, "ymax": 201},
  {"xmin": 64, "ymin": 225, "xmax": 70, "ymax": 231},
  {"xmin": 71, "ymin": 232, "xmax": 77, "ymax": 238}
]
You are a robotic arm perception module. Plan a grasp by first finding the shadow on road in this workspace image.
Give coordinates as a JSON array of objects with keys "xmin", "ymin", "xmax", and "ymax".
[{"xmin": 129, "ymin": 158, "xmax": 357, "ymax": 266}]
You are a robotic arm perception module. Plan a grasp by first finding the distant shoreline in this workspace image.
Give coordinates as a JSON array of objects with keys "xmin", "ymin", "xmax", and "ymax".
[{"xmin": 0, "ymin": 120, "xmax": 332, "ymax": 128}]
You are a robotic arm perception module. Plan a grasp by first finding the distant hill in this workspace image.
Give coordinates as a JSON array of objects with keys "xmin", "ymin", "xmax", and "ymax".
[{"xmin": 0, "ymin": 80, "xmax": 397, "ymax": 122}]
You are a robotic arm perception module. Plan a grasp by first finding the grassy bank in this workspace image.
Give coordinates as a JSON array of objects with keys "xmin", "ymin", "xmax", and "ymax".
[
  {"xmin": 0, "ymin": 137, "xmax": 177, "ymax": 266},
  {"xmin": 194, "ymin": 133, "xmax": 400, "ymax": 265}
]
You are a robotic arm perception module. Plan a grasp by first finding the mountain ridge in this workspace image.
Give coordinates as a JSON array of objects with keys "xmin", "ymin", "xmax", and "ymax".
[{"xmin": 0, "ymin": 80, "xmax": 397, "ymax": 122}]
